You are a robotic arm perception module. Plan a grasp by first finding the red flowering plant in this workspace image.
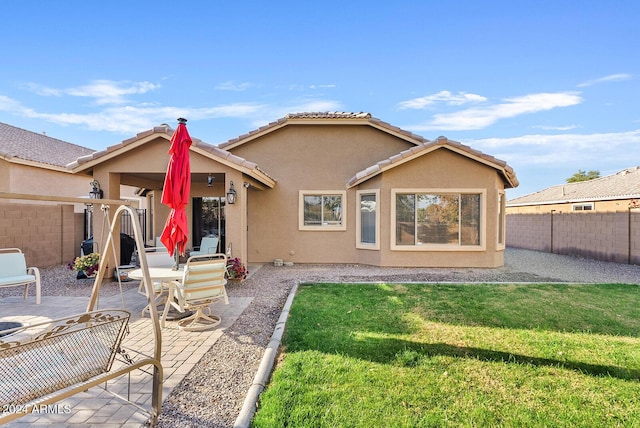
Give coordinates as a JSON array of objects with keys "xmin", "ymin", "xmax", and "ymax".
[{"xmin": 226, "ymin": 257, "xmax": 248, "ymax": 280}]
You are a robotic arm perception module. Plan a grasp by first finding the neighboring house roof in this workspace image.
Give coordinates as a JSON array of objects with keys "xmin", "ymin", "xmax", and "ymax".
[
  {"xmin": 68, "ymin": 124, "xmax": 276, "ymax": 188},
  {"xmin": 0, "ymin": 122, "xmax": 94, "ymax": 171},
  {"xmin": 507, "ymin": 166, "xmax": 640, "ymax": 206}
]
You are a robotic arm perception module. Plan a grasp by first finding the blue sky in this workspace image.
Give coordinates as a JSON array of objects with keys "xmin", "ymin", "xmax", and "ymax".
[{"xmin": 1, "ymin": 1, "xmax": 638, "ymax": 198}]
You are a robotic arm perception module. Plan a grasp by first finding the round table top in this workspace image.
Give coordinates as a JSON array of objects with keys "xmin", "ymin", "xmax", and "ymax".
[{"xmin": 128, "ymin": 266, "xmax": 184, "ymax": 281}]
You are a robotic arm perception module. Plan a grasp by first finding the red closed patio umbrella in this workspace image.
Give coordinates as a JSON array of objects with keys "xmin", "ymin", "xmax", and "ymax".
[{"xmin": 160, "ymin": 118, "xmax": 192, "ymax": 269}]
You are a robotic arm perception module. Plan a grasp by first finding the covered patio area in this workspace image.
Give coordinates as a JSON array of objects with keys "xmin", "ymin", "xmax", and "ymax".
[{"xmin": 68, "ymin": 123, "xmax": 276, "ymax": 275}]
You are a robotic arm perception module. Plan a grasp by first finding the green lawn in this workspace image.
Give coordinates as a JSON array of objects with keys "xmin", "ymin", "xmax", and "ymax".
[{"xmin": 252, "ymin": 283, "xmax": 640, "ymax": 427}]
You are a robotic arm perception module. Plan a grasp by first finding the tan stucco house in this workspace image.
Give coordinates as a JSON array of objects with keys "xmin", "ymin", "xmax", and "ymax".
[
  {"xmin": 507, "ymin": 167, "xmax": 640, "ymax": 214},
  {"xmin": 0, "ymin": 122, "xmax": 145, "ymax": 266},
  {"xmin": 70, "ymin": 112, "xmax": 517, "ymax": 269},
  {"xmin": 0, "ymin": 122, "xmax": 95, "ymax": 205}
]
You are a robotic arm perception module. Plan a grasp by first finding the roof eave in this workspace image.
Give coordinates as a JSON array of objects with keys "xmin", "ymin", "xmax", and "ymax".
[
  {"xmin": 347, "ymin": 140, "xmax": 518, "ymax": 189},
  {"xmin": 2, "ymin": 154, "xmax": 75, "ymax": 173},
  {"xmin": 69, "ymin": 130, "xmax": 172, "ymax": 173},
  {"xmin": 507, "ymin": 193, "xmax": 640, "ymax": 207},
  {"xmin": 191, "ymin": 144, "xmax": 276, "ymax": 189}
]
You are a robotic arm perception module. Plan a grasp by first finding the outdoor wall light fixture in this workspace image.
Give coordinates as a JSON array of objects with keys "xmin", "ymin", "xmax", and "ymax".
[
  {"xmin": 226, "ymin": 181, "xmax": 237, "ymax": 204},
  {"xmin": 89, "ymin": 179, "xmax": 103, "ymax": 199},
  {"xmin": 207, "ymin": 174, "xmax": 214, "ymax": 187}
]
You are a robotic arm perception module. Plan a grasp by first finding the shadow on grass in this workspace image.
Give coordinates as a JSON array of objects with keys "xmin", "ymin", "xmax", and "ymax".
[
  {"xmin": 287, "ymin": 331, "xmax": 639, "ymax": 381},
  {"xmin": 299, "ymin": 336, "xmax": 640, "ymax": 381}
]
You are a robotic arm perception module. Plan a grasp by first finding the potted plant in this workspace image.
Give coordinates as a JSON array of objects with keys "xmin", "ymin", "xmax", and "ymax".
[
  {"xmin": 68, "ymin": 252, "xmax": 100, "ymax": 279},
  {"xmin": 225, "ymin": 257, "xmax": 247, "ymax": 282}
]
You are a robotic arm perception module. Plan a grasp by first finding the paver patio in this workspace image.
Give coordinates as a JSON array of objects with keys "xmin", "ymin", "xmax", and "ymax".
[{"xmin": 0, "ymin": 286, "xmax": 252, "ymax": 427}]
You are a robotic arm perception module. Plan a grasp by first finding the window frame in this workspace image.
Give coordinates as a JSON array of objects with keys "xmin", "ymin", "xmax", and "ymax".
[
  {"xmin": 390, "ymin": 188, "xmax": 486, "ymax": 251},
  {"xmin": 298, "ymin": 190, "xmax": 347, "ymax": 231},
  {"xmin": 497, "ymin": 191, "xmax": 506, "ymax": 249},
  {"xmin": 572, "ymin": 203, "xmax": 594, "ymax": 211},
  {"xmin": 356, "ymin": 190, "xmax": 380, "ymax": 250}
]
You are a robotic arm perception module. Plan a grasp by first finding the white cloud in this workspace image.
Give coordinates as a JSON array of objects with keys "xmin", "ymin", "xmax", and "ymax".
[
  {"xmin": 215, "ymin": 81, "xmax": 254, "ymax": 91},
  {"xmin": 0, "ymin": 88, "xmax": 344, "ymax": 136},
  {"xmin": 398, "ymin": 90, "xmax": 487, "ymax": 109},
  {"xmin": 409, "ymin": 92, "xmax": 583, "ymax": 131},
  {"xmin": 577, "ymin": 73, "xmax": 633, "ymax": 88},
  {"xmin": 0, "ymin": 92, "xmax": 265, "ymax": 134},
  {"xmin": 533, "ymin": 124, "xmax": 578, "ymax": 131},
  {"xmin": 42, "ymin": 103, "xmax": 266, "ymax": 134},
  {"xmin": 309, "ymin": 84, "xmax": 336, "ymax": 89},
  {"xmin": 468, "ymin": 129, "xmax": 640, "ymax": 165},
  {"xmin": 0, "ymin": 95, "xmax": 31, "ymax": 113},
  {"xmin": 25, "ymin": 80, "xmax": 160, "ymax": 105}
]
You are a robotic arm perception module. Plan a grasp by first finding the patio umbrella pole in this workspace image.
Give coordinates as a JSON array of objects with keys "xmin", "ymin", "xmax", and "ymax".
[{"xmin": 173, "ymin": 244, "xmax": 179, "ymax": 270}]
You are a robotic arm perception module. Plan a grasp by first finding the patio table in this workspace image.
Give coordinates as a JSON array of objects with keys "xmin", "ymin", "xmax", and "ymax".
[{"xmin": 129, "ymin": 267, "xmax": 186, "ymax": 327}]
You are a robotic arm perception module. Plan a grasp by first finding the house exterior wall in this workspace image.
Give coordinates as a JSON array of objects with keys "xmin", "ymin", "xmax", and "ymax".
[
  {"xmin": 1, "ymin": 159, "xmax": 94, "ymax": 268},
  {"xmin": 4, "ymin": 161, "xmax": 92, "ymax": 213},
  {"xmin": 233, "ymin": 125, "xmax": 506, "ymax": 267},
  {"xmin": 0, "ymin": 159, "xmax": 9, "ymax": 192},
  {"xmin": 235, "ymin": 125, "xmax": 414, "ymax": 265},
  {"xmin": 377, "ymin": 149, "xmax": 504, "ymax": 267},
  {"xmin": 0, "ymin": 201, "xmax": 76, "ymax": 267},
  {"xmin": 506, "ymin": 211, "xmax": 640, "ymax": 264}
]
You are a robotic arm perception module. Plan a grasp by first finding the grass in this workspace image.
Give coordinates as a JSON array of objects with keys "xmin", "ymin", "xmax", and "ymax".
[{"xmin": 251, "ymin": 283, "xmax": 640, "ymax": 427}]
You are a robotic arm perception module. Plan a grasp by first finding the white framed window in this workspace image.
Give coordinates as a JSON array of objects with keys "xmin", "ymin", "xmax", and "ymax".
[
  {"xmin": 356, "ymin": 190, "xmax": 380, "ymax": 249},
  {"xmin": 572, "ymin": 203, "xmax": 594, "ymax": 211},
  {"xmin": 391, "ymin": 189, "xmax": 486, "ymax": 251},
  {"xmin": 299, "ymin": 190, "xmax": 347, "ymax": 231},
  {"xmin": 497, "ymin": 191, "xmax": 506, "ymax": 249}
]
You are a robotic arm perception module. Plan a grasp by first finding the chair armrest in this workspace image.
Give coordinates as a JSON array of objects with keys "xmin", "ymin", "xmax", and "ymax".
[{"xmin": 26, "ymin": 266, "xmax": 41, "ymax": 305}]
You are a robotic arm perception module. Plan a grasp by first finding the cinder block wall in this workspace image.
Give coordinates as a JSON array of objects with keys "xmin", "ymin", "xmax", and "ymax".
[
  {"xmin": 505, "ymin": 213, "xmax": 551, "ymax": 252},
  {"xmin": 0, "ymin": 202, "xmax": 78, "ymax": 268},
  {"xmin": 507, "ymin": 211, "xmax": 640, "ymax": 264}
]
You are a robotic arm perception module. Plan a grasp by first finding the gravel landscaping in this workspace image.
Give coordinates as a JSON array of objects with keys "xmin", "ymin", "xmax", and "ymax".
[{"xmin": 2, "ymin": 248, "xmax": 640, "ymax": 427}]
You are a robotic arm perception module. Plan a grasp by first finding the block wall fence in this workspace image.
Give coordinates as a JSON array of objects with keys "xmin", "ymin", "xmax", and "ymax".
[
  {"xmin": 506, "ymin": 211, "xmax": 640, "ymax": 265},
  {"xmin": 0, "ymin": 202, "xmax": 81, "ymax": 268}
]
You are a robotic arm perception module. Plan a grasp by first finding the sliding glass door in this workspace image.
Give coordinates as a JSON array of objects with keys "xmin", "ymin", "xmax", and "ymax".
[{"xmin": 192, "ymin": 197, "xmax": 226, "ymax": 253}]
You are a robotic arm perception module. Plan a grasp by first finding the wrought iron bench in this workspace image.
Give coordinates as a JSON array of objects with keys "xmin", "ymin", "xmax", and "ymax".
[{"xmin": 0, "ymin": 309, "xmax": 162, "ymax": 425}]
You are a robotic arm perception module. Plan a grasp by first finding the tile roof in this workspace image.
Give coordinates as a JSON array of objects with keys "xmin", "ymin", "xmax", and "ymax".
[
  {"xmin": 219, "ymin": 111, "xmax": 431, "ymax": 149},
  {"xmin": 285, "ymin": 112, "xmax": 372, "ymax": 119},
  {"xmin": 68, "ymin": 124, "xmax": 276, "ymax": 187},
  {"xmin": 346, "ymin": 136, "xmax": 519, "ymax": 189},
  {"xmin": 0, "ymin": 122, "xmax": 94, "ymax": 168},
  {"xmin": 507, "ymin": 166, "xmax": 640, "ymax": 206},
  {"xmin": 68, "ymin": 124, "xmax": 174, "ymax": 169}
]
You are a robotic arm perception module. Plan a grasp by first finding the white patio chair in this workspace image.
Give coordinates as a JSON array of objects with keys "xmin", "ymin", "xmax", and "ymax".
[
  {"xmin": 189, "ymin": 237, "xmax": 219, "ymax": 257},
  {"xmin": 154, "ymin": 237, "xmax": 168, "ymax": 251},
  {"xmin": 166, "ymin": 253, "xmax": 229, "ymax": 331},
  {"xmin": 138, "ymin": 247, "xmax": 176, "ymax": 318}
]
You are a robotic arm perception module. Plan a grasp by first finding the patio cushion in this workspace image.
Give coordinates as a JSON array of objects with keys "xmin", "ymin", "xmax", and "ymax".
[
  {"xmin": 0, "ymin": 253, "xmax": 28, "ymax": 279},
  {"xmin": 0, "ymin": 274, "xmax": 37, "ymax": 287}
]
